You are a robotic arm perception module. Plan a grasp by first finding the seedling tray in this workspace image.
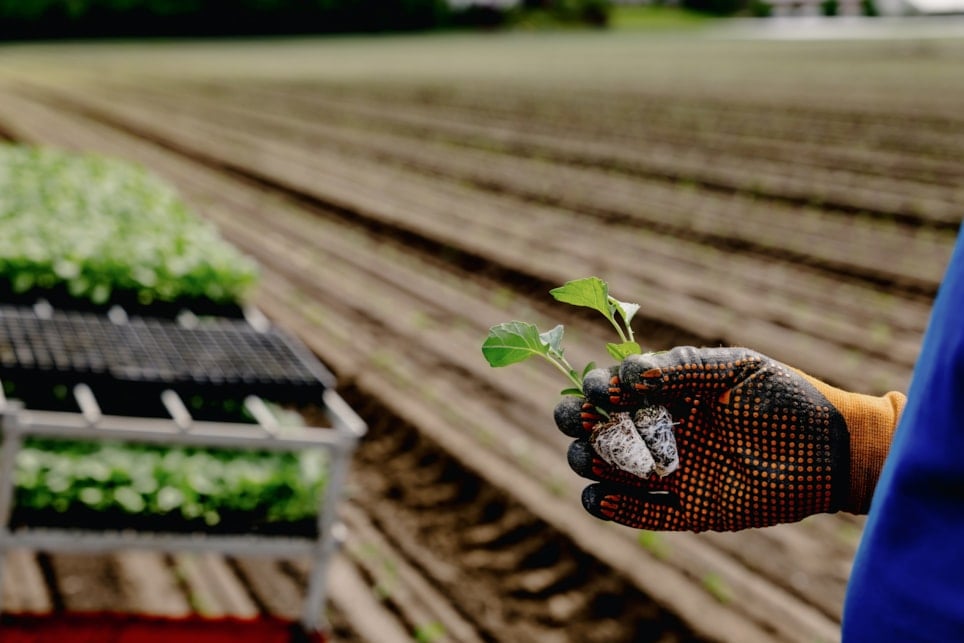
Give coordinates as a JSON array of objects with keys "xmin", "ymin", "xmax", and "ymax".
[
  {"xmin": 0, "ymin": 302, "xmax": 364, "ymax": 634},
  {"xmin": 0, "ymin": 305, "xmax": 334, "ymax": 408},
  {"xmin": 10, "ymin": 505, "xmax": 319, "ymax": 537},
  {"xmin": 0, "ymin": 280, "xmax": 247, "ymax": 320}
]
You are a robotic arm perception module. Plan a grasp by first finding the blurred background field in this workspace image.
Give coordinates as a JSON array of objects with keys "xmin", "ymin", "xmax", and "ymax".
[
  {"xmin": 0, "ymin": 6, "xmax": 962, "ymax": 643},
  {"xmin": 1, "ymin": 0, "xmax": 954, "ymax": 40}
]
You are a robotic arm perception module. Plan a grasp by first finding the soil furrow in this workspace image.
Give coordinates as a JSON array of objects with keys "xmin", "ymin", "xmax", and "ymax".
[
  {"xmin": 322, "ymin": 80, "xmax": 964, "ymax": 162},
  {"xmin": 153, "ymin": 80, "xmax": 963, "ymax": 228},
  {"xmin": 175, "ymin": 78, "xmax": 964, "ymax": 188}
]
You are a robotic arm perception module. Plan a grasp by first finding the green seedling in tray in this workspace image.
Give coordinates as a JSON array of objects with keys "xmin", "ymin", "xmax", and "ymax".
[
  {"xmin": 14, "ymin": 438, "xmax": 327, "ymax": 530},
  {"xmin": 9, "ymin": 389, "xmax": 325, "ymax": 533},
  {"xmin": 0, "ymin": 144, "xmax": 259, "ymax": 307}
]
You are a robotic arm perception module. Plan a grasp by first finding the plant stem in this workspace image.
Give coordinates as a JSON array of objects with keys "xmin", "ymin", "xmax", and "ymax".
[
  {"xmin": 547, "ymin": 352, "xmax": 584, "ymax": 389},
  {"xmin": 606, "ymin": 296, "xmax": 636, "ymax": 344},
  {"xmin": 608, "ymin": 316, "xmax": 629, "ymax": 344}
]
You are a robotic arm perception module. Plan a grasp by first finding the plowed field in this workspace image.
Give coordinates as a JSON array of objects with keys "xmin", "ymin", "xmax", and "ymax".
[{"xmin": 0, "ymin": 33, "xmax": 961, "ymax": 643}]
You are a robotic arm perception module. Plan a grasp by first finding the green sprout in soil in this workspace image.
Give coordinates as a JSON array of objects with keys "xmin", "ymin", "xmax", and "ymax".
[
  {"xmin": 701, "ymin": 572, "xmax": 734, "ymax": 605},
  {"xmin": 637, "ymin": 530, "xmax": 670, "ymax": 560},
  {"xmin": 414, "ymin": 621, "xmax": 447, "ymax": 643},
  {"xmin": 481, "ymin": 276, "xmax": 641, "ymax": 395}
]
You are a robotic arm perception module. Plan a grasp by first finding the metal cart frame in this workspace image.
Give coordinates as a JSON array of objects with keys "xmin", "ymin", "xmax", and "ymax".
[{"xmin": 0, "ymin": 381, "xmax": 366, "ymax": 633}]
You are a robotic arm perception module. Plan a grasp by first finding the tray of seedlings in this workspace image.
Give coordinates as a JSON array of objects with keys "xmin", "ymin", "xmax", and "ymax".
[{"xmin": 0, "ymin": 144, "xmax": 366, "ymax": 633}]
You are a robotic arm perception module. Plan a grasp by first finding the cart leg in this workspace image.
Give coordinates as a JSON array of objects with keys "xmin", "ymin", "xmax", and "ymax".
[
  {"xmin": 301, "ymin": 422, "xmax": 356, "ymax": 633},
  {"xmin": 300, "ymin": 550, "xmax": 329, "ymax": 632},
  {"xmin": 0, "ymin": 407, "xmax": 24, "ymax": 615},
  {"xmin": 300, "ymin": 521, "xmax": 346, "ymax": 633},
  {"xmin": 0, "ymin": 545, "xmax": 7, "ymax": 615}
]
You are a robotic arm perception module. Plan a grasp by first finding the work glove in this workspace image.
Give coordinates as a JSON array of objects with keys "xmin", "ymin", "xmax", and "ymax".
[{"xmin": 554, "ymin": 346, "xmax": 905, "ymax": 532}]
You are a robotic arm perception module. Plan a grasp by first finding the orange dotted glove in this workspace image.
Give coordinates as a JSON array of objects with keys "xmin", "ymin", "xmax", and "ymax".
[{"xmin": 553, "ymin": 346, "xmax": 905, "ymax": 532}]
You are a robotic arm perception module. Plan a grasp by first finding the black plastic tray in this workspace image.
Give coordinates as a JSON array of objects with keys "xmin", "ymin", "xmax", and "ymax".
[
  {"xmin": 9, "ymin": 506, "xmax": 318, "ymax": 538},
  {"xmin": 0, "ymin": 281, "xmax": 246, "ymax": 319},
  {"xmin": 0, "ymin": 305, "xmax": 334, "ymax": 406}
]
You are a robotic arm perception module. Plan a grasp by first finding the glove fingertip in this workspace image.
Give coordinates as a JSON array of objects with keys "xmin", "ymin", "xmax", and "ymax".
[
  {"xmin": 567, "ymin": 440, "xmax": 596, "ymax": 479},
  {"xmin": 583, "ymin": 366, "xmax": 617, "ymax": 407},
  {"xmin": 581, "ymin": 483, "xmax": 615, "ymax": 521},
  {"xmin": 554, "ymin": 395, "xmax": 587, "ymax": 437},
  {"xmin": 581, "ymin": 367, "xmax": 610, "ymax": 399},
  {"xmin": 620, "ymin": 353, "xmax": 662, "ymax": 392}
]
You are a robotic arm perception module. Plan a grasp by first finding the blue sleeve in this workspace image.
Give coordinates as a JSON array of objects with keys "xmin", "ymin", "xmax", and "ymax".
[{"xmin": 843, "ymin": 225, "xmax": 964, "ymax": 641}]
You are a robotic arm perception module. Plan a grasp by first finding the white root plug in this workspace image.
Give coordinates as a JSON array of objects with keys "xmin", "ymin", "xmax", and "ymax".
[{"xmin": 590, "ymin": 406, "xmax": 678, "ymax": 478}]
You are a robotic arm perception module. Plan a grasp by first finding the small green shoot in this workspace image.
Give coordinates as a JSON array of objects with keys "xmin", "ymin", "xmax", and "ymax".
[
  {"xmin": 637, "ymin": 530, "xmax": 670, "ymax": 560},
  {"xmin": 482, "ymin": 277, "xmax": 641, "ymax": 393},
  {"xmin": 701, "ymin": 572, "xmax": 733, "ymax": 604},
  {"xmin": 414, "ymin": 621, "xmax": 447, "ymax": 643}
]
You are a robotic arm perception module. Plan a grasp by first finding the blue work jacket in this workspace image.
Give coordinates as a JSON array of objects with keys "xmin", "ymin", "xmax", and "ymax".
[{"xmin": 843, "ymin": 225, "xmax": 964, "ymax": 641}]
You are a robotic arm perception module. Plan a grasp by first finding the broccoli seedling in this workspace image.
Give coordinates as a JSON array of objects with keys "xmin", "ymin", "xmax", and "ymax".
[
  {"xmin": 482, "ymin": 277, "xmax": 679, "ymax": 480},
  {"xmin": 481, "ymin": 276, "xmax": 641, "ymax": 395}
]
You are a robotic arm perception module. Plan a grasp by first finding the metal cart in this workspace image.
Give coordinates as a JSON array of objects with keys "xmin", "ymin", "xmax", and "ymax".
[{"xmin": 0, "ymin": 303, "xmax": 366, "ymax": 634}]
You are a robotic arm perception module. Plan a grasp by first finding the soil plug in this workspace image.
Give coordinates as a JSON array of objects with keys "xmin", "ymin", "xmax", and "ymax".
[
  {"xmin": 590, "ymin": 411, "xmax": 655, "ymax": 478},
  {"xmin": 589, "ymin": 406, "xmax": 677, "ymax": 479},
  {"xmin": 634, "ymin": 406, "xmax": 678, "ymax": 476}
]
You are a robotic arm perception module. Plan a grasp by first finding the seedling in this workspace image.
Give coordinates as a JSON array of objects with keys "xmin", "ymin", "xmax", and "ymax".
[
  {"xmin": 701, "ymin": 572, "xmax": 733, "ymax": 605},
  {"xmin": 637, "ymin": 530, "xmax": 670, "ymax": 560},
  {"xmin": 414, "ymin": 621, "xmax": 447, "ymax": 643},
  {"xmin": 481, "ymin": 276, "xmax": 641, "ymax": 395},
  {"xmin": 482, "ymin": 277, "xmax": 678, "ymax": 479}
]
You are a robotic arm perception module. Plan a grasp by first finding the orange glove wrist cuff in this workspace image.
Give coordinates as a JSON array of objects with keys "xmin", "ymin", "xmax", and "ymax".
[{"xmin": 800, "ymin": 374, "xmax": 905, "ymax": 514}]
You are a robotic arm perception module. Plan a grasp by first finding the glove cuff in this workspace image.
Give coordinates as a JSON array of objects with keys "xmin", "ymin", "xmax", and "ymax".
[
  {"xmin": 840, "ymin": 390, "xmax": 905, "ymax": 513},
  {"xmin": 801, "ymin": 374, "xmax": 905, "ymax": 514}
]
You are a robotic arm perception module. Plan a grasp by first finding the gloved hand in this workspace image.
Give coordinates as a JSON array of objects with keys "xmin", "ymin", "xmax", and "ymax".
[{"xmin": 554, "ymin": 346, "xmax": 905, "ymax": 532}]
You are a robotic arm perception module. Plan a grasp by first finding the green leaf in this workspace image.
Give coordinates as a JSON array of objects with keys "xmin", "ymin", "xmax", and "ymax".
[
  {"xmin": 79, "ymin": 487, "xmax": 105, "ymax": 508},
  {"xmin": 581, "ymin": 361, "xmax": 597, "ymax": 378},
  {"xmin": 157, "ymin": 486, "xmax": 185, "ymax": 512},
  {"xmin": 606, "ymin": 341, "xmax": 642, "ymax": 361},
  {"xmin": 12, "ymin": 272, "xmax": 33, "ymax": 293},
  {"xmin": 539, "ymin": 324, "xmax": 565, "ymax": 355},
  {"xmin": 612, "ymin": 299, "xmax": 640, "ymax": 326},
  {"xmin": 481, "ymin": 321, "xmax": 551, "ymax": 367},
  {"xmin": 550, "ymin": 277, "xmax": 615, "ymax": 321},
  {"xmin": 113, "ymin": 486, "xmax": 146, "ymax": 513},
  {"xmin": 560, "ymin": 387, "xmax": 584, "ymax": 397}
]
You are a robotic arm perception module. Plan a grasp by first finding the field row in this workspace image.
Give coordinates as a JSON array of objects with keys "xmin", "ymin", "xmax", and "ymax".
[
  {"xmin": 339, "ymin": 81, "xmax": 964, "ymax": 166},
  {"xmin": 92, "ymin": 81, "xmax": 956, "ymax": 291},
  {"xmin": 171, "ymin": 80, "xmax": 964, "ymax": 226}
]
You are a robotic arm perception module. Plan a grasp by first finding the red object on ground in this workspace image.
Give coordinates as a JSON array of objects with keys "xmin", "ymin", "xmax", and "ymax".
[{"xmin": 0, "ymin": 612, "xmax": 325, "ymax": 643}]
